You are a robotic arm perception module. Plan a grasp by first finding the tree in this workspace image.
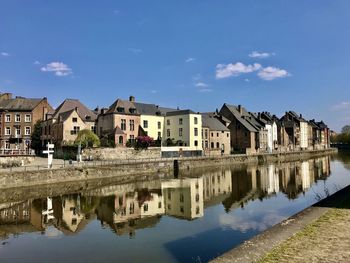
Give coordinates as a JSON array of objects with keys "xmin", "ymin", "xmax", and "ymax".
[
  {"xmin": 341, "ymin": 125, "xmax": 350, "ymax": 134},
  {"xmin": 74, "ymin": 129, "xmax": 100, "ymax": 148},
  {"xmin": 31, "ymin": 120, "xmax": 42, "ymax": 154}
]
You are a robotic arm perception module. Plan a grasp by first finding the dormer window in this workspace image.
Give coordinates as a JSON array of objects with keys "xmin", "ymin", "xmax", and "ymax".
[
  {"xmin": 129, "ymin": 108, "xmax": 136, "ymax": 114},
  {"xmin": 117, "ymin": 107, "xmax": 125, "ymax": 113},
  {"xmin": 85, "ymin": 115, "xmax": 91, "ymax": 120}
]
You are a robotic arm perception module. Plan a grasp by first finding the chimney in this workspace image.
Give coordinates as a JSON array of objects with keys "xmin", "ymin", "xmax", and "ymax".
[
  {"xmin": 300, "ymin": 114, "xmax": 302, "ymax": 118},
  {"xmin": 75, "ymin": 107, "xmax": 79, "ymax": 113},
  {"xmin": 129, "ymin": 96, "xmax": 135, "ymax": 102},
  {"xmin": 238, "ymin": 105, "xmax": 243, "ymax": 114},
  {"xmin": 258, "ymin": 112, "xmax": 261, "ymax": 119},
  {"xmin": 101, "ymin": 108, "xmax": 106, "ymax": 114}
]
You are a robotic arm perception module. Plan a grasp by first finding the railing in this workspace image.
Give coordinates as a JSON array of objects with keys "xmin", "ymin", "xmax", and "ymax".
[
  {"xmin": 0, "ymin": 147, "xmax": 335, "ymax": 174},
  {"xmin": 0, "ymin": 149, "xmax": 35, "ymax": 156}
]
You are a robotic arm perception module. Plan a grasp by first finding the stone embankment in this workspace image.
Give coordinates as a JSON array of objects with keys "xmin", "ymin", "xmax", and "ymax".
[{"xmin": 0, "ymin": 148, "xmax": 337, "ymax": 189}]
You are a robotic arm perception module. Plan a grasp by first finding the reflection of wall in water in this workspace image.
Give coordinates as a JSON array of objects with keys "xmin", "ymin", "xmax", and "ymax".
[
  {"xmin": 258, "ymin": 164, "xmax": 280, "ymax": 194},
  {"xmin": 162, "ymin": 177, "xmax": 204, "ymax": 220}
]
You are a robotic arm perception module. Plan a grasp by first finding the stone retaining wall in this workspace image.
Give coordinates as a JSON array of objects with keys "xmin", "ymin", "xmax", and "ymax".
[
  {"xmin": 0, "ymin": 148, "xmax": 337, "ymax": 189},
  {"xmin": 0, "ymin": 156, "xmax": 34, "ymax": 168},
  {"xmin": 82, "ymin": 147, "xmax": 161, "ymax": 160}
]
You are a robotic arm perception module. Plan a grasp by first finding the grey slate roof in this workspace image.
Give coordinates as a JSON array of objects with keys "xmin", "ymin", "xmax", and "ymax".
[
  {"xmin": 166, "ymin": 109, "xmax": 196, "ymax": 116},
  {"xmin": 134, "ymin": 102, "xmax": 162, "ymax": 115},
  {"xmin": 202, "ymin": 113, "xmax": 229, "ymax": 131},
  {"xmin": 106, "ymin": 99, "xmax": 139, "ymax": 115},
  {"xmin": 53, "ymin": 99, "xmax": 97, "ymax": 121},
  {"xmin": 223, "ymin": 104, "xmax": 259, "ymax": 132},
  {"xmin": 0, "ymin": 97, "xmax": 43, "ymax": 111}
]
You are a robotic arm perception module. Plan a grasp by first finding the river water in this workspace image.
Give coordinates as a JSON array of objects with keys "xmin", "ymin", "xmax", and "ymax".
[{"xmin": 0, "ymin": 151, "xmax": 349, "ymax": 263}]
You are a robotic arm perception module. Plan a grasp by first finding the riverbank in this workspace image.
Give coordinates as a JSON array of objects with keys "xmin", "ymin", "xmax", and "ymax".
[
  {"xmin": 211, "ymin": 182, "xmax": 350, "ymax": 263},
  {"xmin": 0, "ymin": 148, "xmax": 337, "ymax": 189}
]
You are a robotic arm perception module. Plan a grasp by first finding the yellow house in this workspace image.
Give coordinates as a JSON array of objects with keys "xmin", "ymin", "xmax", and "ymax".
[{"xmin": 164, "ymin": 110, "xmax": 202, "ymax": 149}]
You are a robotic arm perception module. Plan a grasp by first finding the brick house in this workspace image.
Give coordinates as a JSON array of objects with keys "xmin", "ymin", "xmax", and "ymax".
[
  {"xmin": 219, "ymin": 104, "xmax": 268, "ymax": 154},
  {"xmin": 0, "ymin": 93, "xmax": 53, "ymax": 151},
  {"xmin": 96, "ymin": 97, "xmax": 141, "ymax": 146}
]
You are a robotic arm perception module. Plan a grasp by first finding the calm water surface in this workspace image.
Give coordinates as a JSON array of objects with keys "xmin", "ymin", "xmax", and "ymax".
[{"xmin": 1, "ymin": 151, "xmax": 350, "ymax": 263}]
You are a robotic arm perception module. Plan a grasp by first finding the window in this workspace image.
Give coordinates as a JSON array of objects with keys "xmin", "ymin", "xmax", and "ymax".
[
  {"xmin": 91, "ymin": 126, "xmax": 95, "ymax": 133},
  {"xmin": 179, "ymin": 128, "xmax": 183, "ymax": 137},
  {"xmin": 72, "ymin": 126, "xmax": 80, "ymax": 135},
  {"xmin": 194, "ymin": 140, "xmax": 198, "ymax": 146},
  {"xmin": 157, "ymin": 121, "xmax": 161, "ymax": 129},
  {"xmin": 194, "ymin": 117, "xmax": 198, "ymax": 124},
  {"xmin": 227, "ymin": 133, "xmax": 229, "ymax": 137},
  {"xmin": 195, "ymin": 194, "xmax": 200, "ymax": 202},
  {"xmin": 157, "ymin": 132, "xmax": 161, "ymax": 139},
  {"xmin": 168, "ymin": 192, "xmax": 171, "ymax": 200},
  {"xmin": 211, "ymin": 132, "xmax": 214, "ymax": 137},
  {"xmin": 72, "ymin": 117, "xmax": 78, "ymax": 123},
  {"xmin": 167, "ymin": 204, "xmax": 171, "ymax": 210},
  {"xmin": 5, "ymin": 141, "xmax": 10, "ymax": 149},
  {"xmin": 25, "ymin": 114, "xmax": 31, "ymax": 122},
  {"xmin": 130, "ymin": 135, "xmax": 135, "ymax": 142},
  {"xmin": 25, "ymin": 127, "xmax": 31, "ymax": 135},
  {"xmin": 205, "ymin": 130, "xmax": 208, "ymax": 139},
  {"xmin": 167, "ymin": 129, "xmax": 170, "ymax": 137},
  {"xmin": 5, "ymin": 127, "xmax": 11, "ymax": 135},
  {"xmin": 143, "ymin": 204, "xmax": 148, "ymax": 212},
  {"xmin": 129, "ymin": 120, "xmax": 134, "ymax": 131},
  {"xmin": 158, "ymin": 202, "xmax": 162, "ymax": 209},
  {"xmin": 180, "ymin": 193, "xmax": 184, "ymax": 203},
  {"xmin": 143, "ymin": 120, "xmax": 148, "ymax": 128},
  {"xmin": 180, "ymin": 206, "xmax": 184, "ymax": 213},
  {"xmin": 5, "ymin": 114, "xmax": 10, "ymax": 122},
  {"xmin": 217, "ymin": 142, "xmax": 220, "ymax": 148},
  {"xmin": 15, "ymin": 127, "xmax": 21, "ymax": 136},
  {"xmin": 179, "ymin": 118, "xmax": 183, "ymax": 125},
  {"xmin": 211, "ymin": 142, "xmax": 214, "ymax": 149},
  {"xmin": 121, "ymin": 119, "xmax": 126, "ymax": 130},
  {"xmin": 217, "ymin": 133, "xmax": 219, "ymax": 137},
  {"xmin": 119, "ymin": 136, "xmax": 123, "ymax": 144},
  {"xmin": 167, "ymin": 119, "xmax": 170, "ymax": 125},
  {"xmin": 205, "ymin": 141, "xmax": 208, "ymax": 149},
  {"xmin": 194, "ymin": 128, "xmax": 198, "ymax": 136},
  {"xmin": 196, "ymin": 206, "xmax": 200, "ymax": 215},
  {"xmin": 15, "ymin": 114, "xmax": 20, "ymax": 122}
]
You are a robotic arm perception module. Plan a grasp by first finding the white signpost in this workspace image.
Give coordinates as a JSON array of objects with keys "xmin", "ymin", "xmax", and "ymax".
[{"xmin": 43, "ymin": 143, "xmax": 55, "ymax": 169}]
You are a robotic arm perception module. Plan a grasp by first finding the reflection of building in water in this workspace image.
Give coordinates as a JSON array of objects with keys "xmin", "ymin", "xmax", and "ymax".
[
  {"xmin": 113, "ymin": 189, "xmax": 164, "ymax": 224},
  {"xmin": 222, "ymin": 166, "xmax": 261, "ymax": 211},
  {"xmin": 279, "ymin": 157, "xmax": 331, "ymax": 199},
  {"xmin": 53, "ymin": 194, "xmax": 88, "ymax": 234},
  {"xmin": 162, "ymin": 177, "xmax": 204, "ymax": 220},
  {"xmin": 203, "ymin": 170, "xmax": 232, "ymax": 202},
  {"xmin": 0, "ymin": 201, "xmax": 31, "ymax": 224},
  {"xmin": 258, "ymin": 164, "xmax": 279, "ymax": 194}
]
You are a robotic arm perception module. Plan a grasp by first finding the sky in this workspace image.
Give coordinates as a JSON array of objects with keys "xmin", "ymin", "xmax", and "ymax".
[{"xmin": 1, "ymin": 0, "xmax": 350, "ymax": 131}]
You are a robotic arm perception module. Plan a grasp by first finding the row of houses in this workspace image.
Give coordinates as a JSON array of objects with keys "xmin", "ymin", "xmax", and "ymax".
[{"xmin": 0, "ymin": 92, "xmax": 330, "ymax": 155}]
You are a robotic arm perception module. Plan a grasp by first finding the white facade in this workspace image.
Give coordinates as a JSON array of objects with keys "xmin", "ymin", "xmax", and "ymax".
[{"xmin": 300, "ymin": 121, "xmax": 309, "ymax": 149}]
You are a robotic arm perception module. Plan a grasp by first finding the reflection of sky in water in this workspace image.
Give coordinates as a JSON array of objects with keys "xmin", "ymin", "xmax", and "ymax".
[{"xmin": 0, "ymin": 153, "xmax": 350, "ymax": 263}]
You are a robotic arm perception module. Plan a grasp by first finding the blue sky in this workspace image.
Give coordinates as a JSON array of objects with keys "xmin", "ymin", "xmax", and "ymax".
[{"xmin": 1, "ymin": 0, "xmax": 350, "ymax": 131}]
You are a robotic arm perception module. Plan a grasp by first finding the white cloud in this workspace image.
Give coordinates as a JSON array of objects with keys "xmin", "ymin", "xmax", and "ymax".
[
  {"xmin": 244, "ymin": 78, "xmax": 250, "ymax": 82},
  {"xmin": 1, "ymin": 52, "xmax": 10, "ymax": 56},
  {"xmin": 41, "ymin": 62, "xmax": 72, "ymax": 77},
  {"xmin": 249, "ymin": 51, "xmax": 275, "ymax": 58},
  {"xmin": 216, "ymin": 62, "xmax": 262, "ymax": 79},
  {"xmin": 257, "ymin": 66, "xmax": 289, "ymax": 80},
  {"xmin": 33, "ymin": 60, "xmax": 40, "ymax": 65},
  {"xmin": 128, "ymin": 48, "xmax": 142, "ymax": 54},
  {"xmin": 198, "ymin": 88, "xmax": 212, "ymax": 93},
  {"xmin": 195, "ymin": 82, "xmax": 209, "ymax": 87},
  {"xmin": 185, "ymin": 57, "xmax": 195, "ymax": 63},
  {"xmin": 331, "ymin": 101, "xmax": 350, "ymax": 111}
]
